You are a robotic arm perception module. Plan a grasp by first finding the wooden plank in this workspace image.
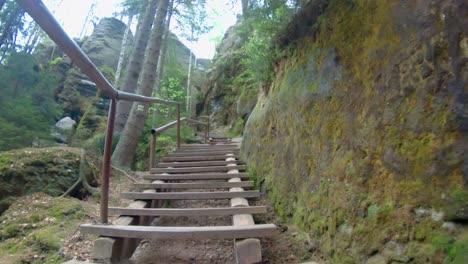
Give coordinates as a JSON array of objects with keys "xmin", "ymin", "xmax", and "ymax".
[
  {"xmin": 133, "ymin": 181, "xmax": 254, "ymax": 189},
  {"xmin": 162, "ymin": 155, "xmax": 241, "ymax": 162},
  {"xmin": 150, "ymin": 165, "xmax": 246, "ymax": 174},
  {"xmin": 108, "ymin": 206, "xmax": 267, "ymax": 217},
  {"xmin": 142, "ymin": 172, "xmax": 249, "ymax": 180},
  {"xmin": 81, "ymin": 224, "xmax": 277, "ymax": 240},
  {"xmin": 158, "ymin": 160, "xmax": 243, "ymax": 168},
  {"xmin": 173, "ymin": 149, "xmax": 239, "ymax": 154},
  {"xmin": 180, "ymin": 143, "xmax": 236, "ymax": 147},
  {"xmin": 175, "ymin": 147, "xmax": 238, "ymax": 151},
  {"xmin": 121, "ymin": 191, "xmax": 260, "ymax": 200},
  {"xmin": 166, "ymin": 151, "xmax": 239, "ymax": 157}
]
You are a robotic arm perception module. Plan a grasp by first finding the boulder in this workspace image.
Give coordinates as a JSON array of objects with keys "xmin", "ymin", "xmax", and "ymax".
[{"xmin": 55, "ymin": 117, "xmax": 76, "ymax": 131}]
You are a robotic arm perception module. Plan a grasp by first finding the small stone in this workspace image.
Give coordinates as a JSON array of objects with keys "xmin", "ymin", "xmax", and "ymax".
[
  {"xmin": 338, "ymin": 223, "xmax": 353, "ymax": 235},
  {"xmin": 431, "ymin": 210, "xmax": 444, "ymax": 222},
  {"xmin": 415, "ymin": 208, "xmax": 430, "ymax": 218},
  {"xmin": 366, "ymin": 254, "xmax": 387, "ymax": 264},
  {"xmin": 442, "ymin": 222, "xmax": 456, "ymax": 230}
]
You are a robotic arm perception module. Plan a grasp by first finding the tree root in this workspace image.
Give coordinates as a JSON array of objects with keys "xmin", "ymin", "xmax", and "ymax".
[{"xmin": 61, "ymin": 150, "xmax": 97, "ymax": 197}]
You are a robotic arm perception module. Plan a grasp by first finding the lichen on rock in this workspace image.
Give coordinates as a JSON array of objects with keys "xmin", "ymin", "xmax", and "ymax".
[{"xmin": 241, "ymin": 0, "xmax": 467, "ymax": 262}]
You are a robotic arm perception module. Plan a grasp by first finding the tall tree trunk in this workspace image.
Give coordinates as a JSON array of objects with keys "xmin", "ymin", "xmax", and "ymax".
[
  {"xmin": 186, "ymin": 43, "xmax": 193, "ymax": 113},
  {"xmin": 112, "ymin": 0, "xmax": 170, "ymax": 168},
  {"xmin": 155, "ymin": 0, "xmax": 174, "ymax": 93},
  {"xmin": 115, "ymin": 0, "xmax": 158, "ymax": 133},
  {"xmin": 114, "ymin": 15, "xmax": 133, "ymax": 87},
  {"xmin": 241, "ymin": 0, "xmax": 249, "ymax": 18}
]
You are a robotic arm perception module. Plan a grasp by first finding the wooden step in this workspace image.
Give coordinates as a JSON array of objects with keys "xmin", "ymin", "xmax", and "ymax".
[
  {"xmin": 180, "ymin": 143, "xmax": 236, "ymax": 147},
  {"xmin": 109, "ymin": 206, "xmax": 267, "ymax": 217},
  {"xmin": 121, "ymin": 191, "xmax": 260, "ymax": 200},
  {"xmin": 80, "ymin": 224, "xmax": 277, "ymax": 240},
  {"xmin": 162, "ymin": 155, "xmax": 241, "ymax": 162},
  {"xmin": 177, "ymin": 145, "xmax": 239, "ymax": 150},
  {"xmin": 142, "ymin": 172, "xmax": 249, "ymax": 180},
  {"xmin": 150, "ymin": 165, "xmax": 246, "ymax": 174},
  {"xmin": 133, "ymin": 181, "xmax": 254, "ymax": 189},
  {"xmin": 158, "ymin": 160, "xmax": 243, "ymax": 168},
  {"xmin": 166, "ymin": 151, "xmax": 239, "ymax": 157},
  {"xmin": 173, "ymin": 148, "xmax": 239, "ymax": 154}
]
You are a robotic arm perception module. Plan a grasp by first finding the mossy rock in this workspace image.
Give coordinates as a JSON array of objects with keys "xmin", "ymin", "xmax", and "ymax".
[{"xmin": 0, "ymin": 147, "xmax": 85, "ymax": 215}]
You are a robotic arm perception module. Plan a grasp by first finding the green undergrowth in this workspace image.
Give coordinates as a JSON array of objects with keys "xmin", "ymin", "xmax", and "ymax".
[{"xmin": 0, "ymin": 193, "xmax": 96, "ymax": 264}]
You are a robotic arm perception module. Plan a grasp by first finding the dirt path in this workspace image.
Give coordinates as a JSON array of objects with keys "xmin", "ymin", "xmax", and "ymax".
[
  {"xmin": 129, "ymin": 192, "xmax": 326, "ymax": 264},
  {"xmin": 131, "ymin": 195, "xmax": 235, "ymax": 264}
]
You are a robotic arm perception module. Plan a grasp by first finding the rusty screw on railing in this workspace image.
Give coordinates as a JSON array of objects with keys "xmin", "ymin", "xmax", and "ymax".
[{"xmin": 149, "ymin": 129, "xmax": 157, "ymax": 169}]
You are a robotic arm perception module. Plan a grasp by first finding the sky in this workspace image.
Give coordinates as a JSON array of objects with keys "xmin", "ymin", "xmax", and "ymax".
[{"xmin": 42, "ymin": 0, "xmax": 241, "ymax": 59}]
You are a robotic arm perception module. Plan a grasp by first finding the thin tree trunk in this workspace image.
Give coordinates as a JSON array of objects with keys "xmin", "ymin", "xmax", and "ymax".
[
  {"xmin": 79, "ymin": 1, "xmax": 96, "ymax": 38},
  {"xmin": 0, "ymin": 5, "xmax": 22, "ymax": 49},
  {"xmin": 155, "ymin": 0, "xmax": 175, "ymax": 94},
  {"xmin": 112, "ymin": 0, "xmax": 170, "ymax": 168},
  {"xmin": 23, "ymin": 22, "xmax": 39, "ymax": 53},
  {"xmin": 114, "ymin": 0, "xmax": 158, "ymax": 133},
  {"xmin": 114, "ymin": 15, "xmax": 133, "ymax": 87},
  {"xmin": 0, "ymin": 0, "xmax": 7, "ymax": 12}
]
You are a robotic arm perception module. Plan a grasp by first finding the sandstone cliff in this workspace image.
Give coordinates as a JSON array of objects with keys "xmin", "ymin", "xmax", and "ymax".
[{"xmin": 239, "ymin": 0, "xmax": 467, "ymax": 262}]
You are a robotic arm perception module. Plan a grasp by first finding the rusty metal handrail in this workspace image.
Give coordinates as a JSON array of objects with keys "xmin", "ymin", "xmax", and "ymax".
[
  {"xmin": 149, "ymin": 117, "xmax": 209, "ymax": 168},
  {"xmin": 17, "ymin": 0, "xmax": 182, "ymax": 224}
]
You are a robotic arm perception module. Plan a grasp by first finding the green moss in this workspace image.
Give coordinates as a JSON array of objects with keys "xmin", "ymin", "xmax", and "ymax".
[
  {"xmin": 33, "ymin": 226, "xmax": 63, "ymax": 250},
  {"xmin": 367, "ymin": 204, "xmax": 379, "ymax": 219},
  {"xmin": 447, "ymin": 238, "xmax": 468, "ymax": 264},
  {"xmin": 432, "ymin": 234, "xmax": 454, "ymax": 253},
  {"xmin": 0, "ymin": 194, "xmax": 89, "ymax": 262}
]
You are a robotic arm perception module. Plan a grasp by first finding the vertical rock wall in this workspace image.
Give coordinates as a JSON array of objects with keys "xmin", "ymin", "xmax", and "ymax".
[{"xmin": 242, "ymin": 0, "xmax": 467, "ymax": 262}]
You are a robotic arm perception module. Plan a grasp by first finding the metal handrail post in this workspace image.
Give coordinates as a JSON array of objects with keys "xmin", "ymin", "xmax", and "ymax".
[
  {"xmin": 100, "ymin": 98, "xmax": 116, "ymax": 224},
  {"xmin": 149, "ymin": 133, "xmax": 156, "ymax": 169},
  {"xmin": 177, "ymin": 105, "xmax": 181, "ymax": 149}
]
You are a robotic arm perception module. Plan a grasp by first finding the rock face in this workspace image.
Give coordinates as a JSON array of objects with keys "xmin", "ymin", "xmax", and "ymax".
[
  {"xmin": 242, "ymin": 0, "xmax": 467, "ymax": 262},
  {"xmin": 200, "ymin": 22, "xmax": 249, "ymax": 126},
  {"xmin": 49, "ymin": 18, "xmax": 133, "ymax": 138},
  {"xmin": 81, "ymin": 17, "xmax": 133, "ymax": 70},
  {"xmin": 0, "ymin": 147, "xmax": 92, "ymax": 215}
]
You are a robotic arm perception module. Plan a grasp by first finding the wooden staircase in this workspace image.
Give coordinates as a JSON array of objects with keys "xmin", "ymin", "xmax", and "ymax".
[{"xmin": 81, "ymin": 138, "xmax": 276, "ymax": 263}]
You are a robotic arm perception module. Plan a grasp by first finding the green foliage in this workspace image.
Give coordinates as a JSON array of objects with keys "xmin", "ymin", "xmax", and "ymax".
[
  {"xmin": 99, "ymin": 64, "xmax": 116, "ymax": 83},
  {"xmin": 84, "ymin": 132, "xmax": 120, "ymax": 156},
  {"xmin": 235, "ymin": 1, "xmax": 293, "ymax": 89},
  {"xmin": 0, "ymin": 52, "xmax": 62, "ymax": 150},
  {"xmin": 432, "ymin": 234, "xmax": 454, "ymax": 253},
  {"xmin": 446, "ymin": 238, "xmax": 468, "ymax": 264}
]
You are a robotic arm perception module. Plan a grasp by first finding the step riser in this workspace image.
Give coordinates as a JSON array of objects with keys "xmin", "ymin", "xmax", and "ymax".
[
  {"xmin": 108, "ymin": 206, "xmax": 267, "ymax": 217},
  {"xmin": 133, "ymin": 182, "xmax": 253, "ymax": 189},
  {"xmin": 162, "ymin": 156, "xmax": 241, "ymax": 162},
  {"xmin": 80, "ymin": 224, "xmax": 277, "ymax": 240},
  {"xmin": 167, "ymin": 151, "xmax": 239, "ymax": 157},
  {"xmin": 142, "ymin": 173, "xmax": 249, "ymax": 180},
  {"xmin": 121, "ymin": 191, "xmax": 260, "ymax": 200},
  {"xmin": 157, "ymin": 161, "xmax": 243, "ymax": 168},
  {"xmin": 176, "ymin": 146, "xmax": 239, "ymax": 150},
  {"xmin": 150, "ymin": 165, "xmax": 246, "ymax": 174}
]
